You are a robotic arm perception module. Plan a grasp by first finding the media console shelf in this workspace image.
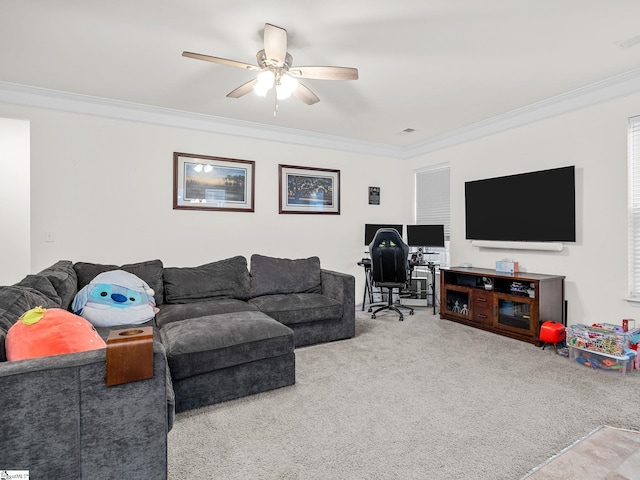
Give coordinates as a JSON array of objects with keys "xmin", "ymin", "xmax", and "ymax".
[{"xmin": 439, "ymin": 267, "xmax": 565, "ymax": 345}]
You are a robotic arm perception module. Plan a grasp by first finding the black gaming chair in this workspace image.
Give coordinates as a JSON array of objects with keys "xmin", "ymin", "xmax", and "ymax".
[{"xmin": 369, "ymin": 228, "xmax": 414, "ymax": 321}]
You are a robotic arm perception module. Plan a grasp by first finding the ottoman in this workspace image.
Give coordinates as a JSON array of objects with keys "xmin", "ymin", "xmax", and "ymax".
[{"xmin": 160, "ymin": 310, "xmax": 295, "ymax": 412}]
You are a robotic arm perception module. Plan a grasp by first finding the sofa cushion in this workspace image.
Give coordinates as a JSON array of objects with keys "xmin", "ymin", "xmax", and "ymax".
[
  {"xmin": 248, "ymin": 293, "xmax": 342, "ymax": 326},
  {"xmin": 0, "ymin": 284, "xmax": 61, "ymax": 331},
  {"xmin": 37, "ymin": 260, "xmax": 78, "ymax": 310},
  {"xmin": 155, "ymin": 298, "xmax": 257, "ymax": 328},
  {"xmin": 160, "ymin": 311, "xmax": 294, "ymax": 381},
  {"xmin": 163, "ymin": 256, "xmax": 250, "ymax": 304},
  {"xmin": 249, "ymin": 254, "xmax": 322, "ymax": 298},
  {"xmin": 74, "ymin": 259, "xmax": 164, "ymax": 306},
  {"xmin": 15, "ymin": 275, "xmax": 61, "ymax": 306}
]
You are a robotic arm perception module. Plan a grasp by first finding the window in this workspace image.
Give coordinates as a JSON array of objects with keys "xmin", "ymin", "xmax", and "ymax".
[
  {"xmin": 629, "ymin": 116, "xmax": 640, "ymax": 299},
  {"xmin": 415, "ymin": 163, "xmax": 450, "ymax": 265}
]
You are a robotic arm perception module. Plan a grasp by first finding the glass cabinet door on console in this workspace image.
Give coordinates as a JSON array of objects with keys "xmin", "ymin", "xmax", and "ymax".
[
  {"xmin": 493, "ymin": 293, "xmax": 538, "ymax": 338},
  {"xmin": 442, "ymin": 284, "xmax": 471, "ymax": 320}
]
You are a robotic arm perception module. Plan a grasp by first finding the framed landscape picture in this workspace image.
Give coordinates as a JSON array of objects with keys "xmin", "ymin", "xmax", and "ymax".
[
  {"xmin": 279, "ymin": 164, "xmax": 340, "ymax": 214},
  {"xmin": 173, "ymin": 152, "xmax": 255, "ymax": 212}
]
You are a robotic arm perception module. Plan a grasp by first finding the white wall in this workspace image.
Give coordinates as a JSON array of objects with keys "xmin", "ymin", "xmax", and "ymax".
[
  {"xmin": 0, "ymin": 104, "xmax": 406, "ymax": 298},
  {"xmin": 0, "ymin": 117, "xmax": 30, "ymax": 284},
  {"xmin": 406, "ymin": 92, "xmax": 640, "ymax": 326},
  {"xmin": 5, "ymin": 91, "xmax": 640, "ymax": 326}
]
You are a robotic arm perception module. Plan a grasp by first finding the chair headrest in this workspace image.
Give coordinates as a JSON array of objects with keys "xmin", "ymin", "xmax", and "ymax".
[{"xmin": 370, "ymin": 228, "xmax": 405, "ymax": 248}]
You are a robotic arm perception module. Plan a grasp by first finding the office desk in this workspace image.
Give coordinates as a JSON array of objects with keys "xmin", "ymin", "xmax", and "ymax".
[
  {"xmin": 356, "ymin": 258, "xmax": 385, "ymax": 312},
  {"xmin": 403, "ymin": 262, "xmax": 438, "ymax": 315}
]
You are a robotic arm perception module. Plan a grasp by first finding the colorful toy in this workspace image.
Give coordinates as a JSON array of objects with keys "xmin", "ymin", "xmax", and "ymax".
[
  {"xmin": 72, "ymin": 270, "xmax": 158, "ymax": 327},
  {"xmin": 540, "ymin": 320, "xmax": 566, "ymax": 350},
  {"xmin": 6, "ymin": 306, "xmax": 106, "ymax": 361}
]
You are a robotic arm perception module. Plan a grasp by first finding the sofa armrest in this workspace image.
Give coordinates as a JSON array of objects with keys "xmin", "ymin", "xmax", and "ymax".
[
  {"xmin": 0, "ymin": 342, "xmax": 173, "ymax": 479},
  {"xmin": 321, "ymin": 269, "xmax": 356, "ymax": 339}
]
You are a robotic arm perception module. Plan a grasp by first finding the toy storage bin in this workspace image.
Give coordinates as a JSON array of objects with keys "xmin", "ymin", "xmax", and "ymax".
[
  {"xmin": 569, "ymin": 346, "xmax": 634, "ymax": 375},
  {"xmin": 567, "ymin": 324, "xmax": 626, "ymax": 356}
]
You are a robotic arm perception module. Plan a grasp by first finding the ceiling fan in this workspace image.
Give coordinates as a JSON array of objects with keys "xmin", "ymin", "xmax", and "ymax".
[{"xmin": 182, "ymin": 23, "xmax": 358, "ymax": 115}]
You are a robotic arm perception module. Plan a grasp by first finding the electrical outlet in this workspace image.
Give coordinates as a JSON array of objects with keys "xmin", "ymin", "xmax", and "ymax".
[{"xmin": 44, "ymin": 231, "xmax": 55, "ymax": 243}]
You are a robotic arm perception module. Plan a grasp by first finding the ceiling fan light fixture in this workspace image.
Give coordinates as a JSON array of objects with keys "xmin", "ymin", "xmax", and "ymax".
[
  {"xmin": 253, "ymin": 70, "xmax": 275, "ymax": 97},
  {"xmin": 183, "ymin": 23, "xmax": 357, "ymax": 109},
  {"xmin": 276, "ymin": 74, "xmax": 299, "ymax": 99}
]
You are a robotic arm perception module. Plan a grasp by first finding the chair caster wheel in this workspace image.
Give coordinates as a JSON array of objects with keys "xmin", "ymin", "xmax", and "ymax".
[
  {"xmin": 399, "ymin": 316, "xmax": 404, "ymax": 321},
  {"xmin": 371, "ymin": 314, "xmax": 376, "ymax": 319},
  {"xmin": 409, "ymin": 311, "xmax": 414, "ymax": 315},
  {"xmin": 368, "ymin": 307, "xmax": 372, "ymax": 313}
]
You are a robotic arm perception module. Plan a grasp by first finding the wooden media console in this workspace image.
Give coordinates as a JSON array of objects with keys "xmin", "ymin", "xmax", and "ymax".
[{"xmin": 439, "ymin": 267, "xmax": 565, "ymax": 345}]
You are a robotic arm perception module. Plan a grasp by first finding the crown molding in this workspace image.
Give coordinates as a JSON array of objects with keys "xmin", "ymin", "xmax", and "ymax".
[
  {"xmin": 404, "ymin": 66, "xmax": 640, "ymax": 158},
  {"xmin": 1, "ymin": 68, "xmax": 640, "ymax": 160},
  {"xmin": 0, "ymin": 81, "xmax": 399, "ymax": 158}
]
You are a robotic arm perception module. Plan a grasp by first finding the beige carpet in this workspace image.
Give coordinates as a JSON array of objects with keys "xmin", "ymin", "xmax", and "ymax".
[
  {"xmin": 168, "ymin": 309, "xmax": 640, "ymax": 479},
  {"xmin": 524, "ymin": 426, "xmax": 640, "ymax": 480}
]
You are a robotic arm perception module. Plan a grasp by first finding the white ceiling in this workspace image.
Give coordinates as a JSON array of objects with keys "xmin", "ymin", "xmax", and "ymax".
[{"xmin": 2, "ymin": 1, "xmax": 640, "ymax": 151}]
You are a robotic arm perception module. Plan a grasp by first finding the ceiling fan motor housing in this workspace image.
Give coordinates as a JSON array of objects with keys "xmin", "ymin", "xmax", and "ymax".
[{"xmin": 257, "ymin": 49, "xmax": 293, "ymax": 70}]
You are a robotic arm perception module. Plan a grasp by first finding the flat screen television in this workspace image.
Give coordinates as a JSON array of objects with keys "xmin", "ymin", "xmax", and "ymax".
[
  {"xmin": 407, "ymin": 224, "xmax": 445, "ymax": 248},
  {"xmin": 364, "ymin": 224, "xmax": 403, "ymax": 245},
  {"xmin": 465, "ymin": 166, "xmax": 576, "ymax": 242}
]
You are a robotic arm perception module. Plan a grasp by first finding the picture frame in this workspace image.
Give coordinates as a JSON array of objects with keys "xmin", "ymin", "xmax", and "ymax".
[
  {"xmin": 173, "ymin": 152, "xmax": 255, "ymax": 212},
  {"xmin": 279, "ymin": 164, "xmax": 340, "ymax": 215}
]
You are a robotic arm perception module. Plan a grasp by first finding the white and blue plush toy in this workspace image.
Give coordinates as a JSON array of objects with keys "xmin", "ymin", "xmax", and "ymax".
[{"xmin": 72, "ymin": 270, "xmax": 158, "ymax": 328}]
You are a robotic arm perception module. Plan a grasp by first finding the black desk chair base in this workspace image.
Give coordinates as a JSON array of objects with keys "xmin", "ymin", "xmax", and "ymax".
[{"xmin": 371, "ymin": 285, "xmax": 414, "ymax": 321}]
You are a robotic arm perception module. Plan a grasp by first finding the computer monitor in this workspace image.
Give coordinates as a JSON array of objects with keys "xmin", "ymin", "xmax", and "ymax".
[
  {"xmin": 406, "ymin": 224, "xmax": 445, "ymax": 249},
  {"xmin": 364, "ymin": 224, "xmax": 403, "ymax": 245}
]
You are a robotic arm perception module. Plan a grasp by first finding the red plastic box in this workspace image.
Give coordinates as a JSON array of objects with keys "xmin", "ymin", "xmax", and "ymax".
[{"xmin": 540, "ymin": 320, "xmax": 565, "ymax": 349}]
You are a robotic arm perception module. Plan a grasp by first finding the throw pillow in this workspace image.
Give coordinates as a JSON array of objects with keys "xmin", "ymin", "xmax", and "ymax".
[
  {"xmin": 6, "ymin": 306, "xmax": 106, "ymax": 361},
  {"xmin": 72, "ymin": 270, "xmax": 158, "ymax": 328},
  {"xmin": 249, "ymin": 254, "xmax": 322, "ymax": 298},
  {"xmin": 74, "ymin": 259, "xmax": 164, "ymax": 305}
]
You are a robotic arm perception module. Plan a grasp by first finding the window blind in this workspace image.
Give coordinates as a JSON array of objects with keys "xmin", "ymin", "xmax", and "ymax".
[
  {"xmin": 415, "ymin": 163, "xmax": 450, "ymax": 238},
  {"xmin": 629, "ymin": 116, "xmax": 640, "ymax": 298}
]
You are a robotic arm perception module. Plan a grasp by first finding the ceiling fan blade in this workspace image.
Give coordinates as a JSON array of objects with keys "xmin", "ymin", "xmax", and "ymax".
[
  {"xmin": 292, "ymin": 83, "xmax": 320, "ymax": 105},
  {"xmin": 263, "ymin": 23, "xmax": 287, "ymax": 65},
  {"xmin": 290, "ymin": 66, "xmax": 359, "ymax": 80},
  {"xmin": 182, "ymin": 51, "xmax": 259, "ymax": 71},
  {"xmin": 226, "ymin": 78, "xmax": 259, "ymax": 98}
]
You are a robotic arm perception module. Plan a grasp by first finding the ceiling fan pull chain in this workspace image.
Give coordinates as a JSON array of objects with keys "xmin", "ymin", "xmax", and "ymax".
[{"xmin": 274, "ymin": 89, "xmax": 279, "ymax": 117}]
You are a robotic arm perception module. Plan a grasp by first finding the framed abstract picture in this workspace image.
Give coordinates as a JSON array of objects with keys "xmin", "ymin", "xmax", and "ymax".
[
  {"xmin": 173, "ymin": 152, "xmax": 255, "ymax": 212},
  {"xmin": 278, "ymin": 164, "xmax": 340, "ymax": 214}
]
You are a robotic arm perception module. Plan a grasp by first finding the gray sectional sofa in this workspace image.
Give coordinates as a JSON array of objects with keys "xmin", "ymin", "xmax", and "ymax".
[{"xmin": 0, "ymin": 254, "xmax": 355, "ymax": 479}]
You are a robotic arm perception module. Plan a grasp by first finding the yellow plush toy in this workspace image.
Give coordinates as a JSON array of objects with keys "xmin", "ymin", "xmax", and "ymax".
[{"xmin": 6, "ymin": 306, "xmax": 106, "ymax": 361}]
